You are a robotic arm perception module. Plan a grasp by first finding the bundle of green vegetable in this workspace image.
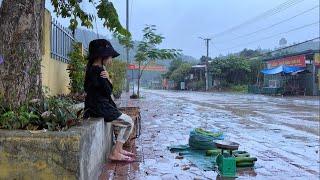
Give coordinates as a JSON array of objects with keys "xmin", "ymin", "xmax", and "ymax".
[{"xmin": 195, "ymin": 128, "xmax": 223, "ymax": 138}]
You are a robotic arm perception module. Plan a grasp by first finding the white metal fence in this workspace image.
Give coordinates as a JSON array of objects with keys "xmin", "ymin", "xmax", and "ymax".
[{"xmin": 50, "ymin": 18, "xmax": 75, "ymax": 63}]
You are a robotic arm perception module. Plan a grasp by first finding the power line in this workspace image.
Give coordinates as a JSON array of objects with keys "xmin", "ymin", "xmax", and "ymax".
[
  {"xmin": 213, "ymin": 0, "xmax": 305, "ymax": 38},
  {"xmin": 212, "ymin": 0, "xmax": 305, "ymax": 39},
  {"xmin": 218, "ymin": 21, "xmax": 319, "ymax": 52},
  {"xmin": 215, "ymin": 5, "xmax": 319, "ymax": 44},
  {"xmin": 267, "ymin": 37, "xmax": 320, "ymax": 54}
]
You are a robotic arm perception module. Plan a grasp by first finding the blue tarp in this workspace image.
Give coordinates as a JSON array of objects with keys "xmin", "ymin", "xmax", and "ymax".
[{"xmin": 261, "ymin": 65, "xmax": 305, "ymax": 75}]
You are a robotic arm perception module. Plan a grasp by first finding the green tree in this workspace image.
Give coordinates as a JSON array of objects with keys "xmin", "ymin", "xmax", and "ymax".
[
  {"xmin": 114, "ymin": 33, "xmax": 134, "ymax": 50},
  {"xmin": 200, "ymin": 56, "xmax": 211, "ymax": 63},
  {"xmin": 0, "ymin": 0, "xmax": 128, "ymax": 108},
  {"xmin": 239, "ymin": 48, "xmax": 261, "ymax": 58},
  {"xmin": 163, "ymin": 58, "xmax": 183, "ymax": 78},
  {"xmin": 248, "ymin": 57, "xmax": 264, "ymax": 84},
  {"xmin": 209, "ymin": 56, "xmax": 251, "ymax": 86},
  {"xmin": 134, "ymin": 25, "xmax": 181, "ymax": 97},
  {"xmin": 51, "ymin": 0, "xmax": 129, "ymax": 36},
  {"xmin": 169, "ymin": 63, "xmax": 192, "ymax": 83}
]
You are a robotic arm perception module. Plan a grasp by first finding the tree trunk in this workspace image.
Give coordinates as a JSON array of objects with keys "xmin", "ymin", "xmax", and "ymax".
[
  {"xmin": 137, "ymin": 62, "xmax": 141, "ymax": 97},
  {"xmin": 137, "ymin": 76, "xmax": 140, "ymax": 97},
  {"xmin": 0, "ymin": 0, "xmax": 45, "ymax": 108}
]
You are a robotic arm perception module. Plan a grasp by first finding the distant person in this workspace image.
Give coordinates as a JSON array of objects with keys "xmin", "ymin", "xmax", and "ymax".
[{"xmin": 83, "ymin": 39, "xmax": 135, "ymax": 162}]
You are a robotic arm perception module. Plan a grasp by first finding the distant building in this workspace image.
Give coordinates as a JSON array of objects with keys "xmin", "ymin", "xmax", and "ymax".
[
  {"xmin": 185, "ymin": 64, "xmax": 213, "ymax": 91},
  {"xmin": 261, "ymin": 49, "xmax": 319, "ymax": 96}
]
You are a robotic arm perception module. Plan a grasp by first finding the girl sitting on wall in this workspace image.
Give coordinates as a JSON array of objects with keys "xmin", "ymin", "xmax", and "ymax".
[{"xmin": 83, "ymin": 39, "xmax": 135, "ymax": 162}]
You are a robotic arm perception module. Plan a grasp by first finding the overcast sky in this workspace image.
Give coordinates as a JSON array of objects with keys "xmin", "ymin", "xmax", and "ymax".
[{"xmin": 45, "ymin": 0, "xmax": 319, "ymax": 59}]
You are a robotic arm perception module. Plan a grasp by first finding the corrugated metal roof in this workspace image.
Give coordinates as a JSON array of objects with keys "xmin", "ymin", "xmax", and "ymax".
[
  {"xmin": 192, "ymin": 65, "xmax": 206, "ymax": 68},
  {"xmin": 263, "ymin": 49, "xmax": 320, "ymax": 61}
]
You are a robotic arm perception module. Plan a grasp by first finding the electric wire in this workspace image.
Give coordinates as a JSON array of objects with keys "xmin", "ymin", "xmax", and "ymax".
[
  {"xmin": 215, "ymin": 5, "xmax": 319, "ymax": 44},
  {"xmin": 219, "ymin": 21, "xmax": 319, "ymax": 52},
  {"xmin": 212, "ymin": 0, "xmax": 306, "ymax": 39}
]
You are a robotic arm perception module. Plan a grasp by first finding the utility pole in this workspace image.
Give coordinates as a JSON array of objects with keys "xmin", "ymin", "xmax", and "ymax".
[
  {"xmin": 125, "ymin": 0, "xmax": 130, "ymax": 92},
  {"xmin": 199, "ymin": 37, "xmax": 211, "ymax": 91}
]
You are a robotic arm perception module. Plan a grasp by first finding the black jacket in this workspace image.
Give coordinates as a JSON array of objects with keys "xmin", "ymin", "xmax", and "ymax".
[{"xmin": 83, "ymin": 65, "xmax": 122, "ymax": 122}]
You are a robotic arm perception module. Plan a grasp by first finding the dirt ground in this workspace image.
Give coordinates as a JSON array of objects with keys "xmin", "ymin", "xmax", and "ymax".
[{"xmin": 100, "ymin": 90, "xmax": 320, "ymax": 180}]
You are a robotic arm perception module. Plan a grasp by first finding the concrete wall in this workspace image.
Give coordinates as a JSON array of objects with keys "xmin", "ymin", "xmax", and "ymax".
[
  {"xmin": 0, "ymin": 118, "xmax": 113, "ymax": 180},
  {"xmin": 41, "ymin": 10, "xmax": 71, "ymax": 96},
  {"xmin": 79, "ymin": 118, "xmax": 113, "ymax": 180}
]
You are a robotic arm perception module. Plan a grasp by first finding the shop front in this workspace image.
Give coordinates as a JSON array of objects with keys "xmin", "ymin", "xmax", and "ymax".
[{"xmin": 261, "ymin": 50, "xmax": 319, "ymax": 96}]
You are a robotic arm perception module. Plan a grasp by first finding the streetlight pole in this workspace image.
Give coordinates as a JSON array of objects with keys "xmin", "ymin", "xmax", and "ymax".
[
  {"xmin": 199, "ymin": 37, "xmax": 211, "ymax": 91},
  {"xmin": 125, "ymin": 0, "xmax": 130, "ymax": 92}
]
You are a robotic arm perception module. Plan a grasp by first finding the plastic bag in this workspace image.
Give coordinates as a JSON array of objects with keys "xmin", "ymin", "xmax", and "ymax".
[{"xmin": 188, "ymin": 128, "xmax": 224, "ymax": 150}]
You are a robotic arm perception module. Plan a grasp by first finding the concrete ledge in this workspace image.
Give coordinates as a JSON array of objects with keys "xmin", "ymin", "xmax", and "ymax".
[{"xmin": 0, "ymin": 118, "xmax": 112, "ymax": 180}]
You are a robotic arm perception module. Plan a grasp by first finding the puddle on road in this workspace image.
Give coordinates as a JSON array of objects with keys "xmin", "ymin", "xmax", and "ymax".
[{"xmin": 283, "ymin": 134, "xmax": 310, "ymax": 141}]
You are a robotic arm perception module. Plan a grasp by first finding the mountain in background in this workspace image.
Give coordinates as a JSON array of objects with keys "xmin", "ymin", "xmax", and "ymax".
[{"xmin": 75, "ymin": 28, "xmax": 198, "ymax": 68}]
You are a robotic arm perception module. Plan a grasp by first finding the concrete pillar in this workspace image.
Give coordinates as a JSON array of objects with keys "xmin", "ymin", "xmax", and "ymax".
[
  {"xmin": 311, "ymin": 58, "xmax": 317, "ymax": 96},
  {"xmin": 41, "ymin": 9, "xmax": 52, "ymax": 94}
]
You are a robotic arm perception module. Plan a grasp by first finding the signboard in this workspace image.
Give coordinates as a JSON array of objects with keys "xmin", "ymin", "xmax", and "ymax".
[
  {"xmin": 127, "ymin": 64, "xmax": 136, "ymax": 70},
  {"xmin": 314, "ymin": 53, "xmax": 320, "ymax": 67},
  {"xmin": 267, "ymin": 55, "xmax": 306, "ymax": 68},
  {"xmin": 127, "ymin": 64, "xmax": 167, "ymax": 72}
]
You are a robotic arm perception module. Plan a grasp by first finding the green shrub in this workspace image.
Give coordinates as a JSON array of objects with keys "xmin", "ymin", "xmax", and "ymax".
[
  {"xmin": 230, "ymin": 85, "xmax": 248, "ymax": 93},
  {"xmin": 0, "ymin": 105, "xmax": 39, "ymax": 130},
  {"xmin": 39, "ymin": 96, "xmax": 78, "ymax": 131},
  {"xmin": 67, "ymin": 43, "xmax": 86, "ymax": 94},
  {"xmin": 107, "ymin": 60, "xmax": 127, "ymax": 98},
  {"xmin": 0, "ymin": 96, "xmax": 80, "ymax": 131}
]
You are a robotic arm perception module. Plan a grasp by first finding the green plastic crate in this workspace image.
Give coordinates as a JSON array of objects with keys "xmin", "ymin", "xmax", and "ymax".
[{"xmin": 216, "ymin": 153, "xmax": 237, "ymax": 177}]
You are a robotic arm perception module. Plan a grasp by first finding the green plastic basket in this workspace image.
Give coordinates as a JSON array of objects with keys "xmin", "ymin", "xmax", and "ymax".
[{"xmin": 216, "ymin": 153, "xmax": 237, "ymax": 178}]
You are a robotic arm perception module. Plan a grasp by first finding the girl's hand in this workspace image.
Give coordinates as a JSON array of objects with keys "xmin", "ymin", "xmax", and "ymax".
[
  {"xmin": 100, "ymin": 70, "xmax": 109, "ymax": 79},
  {"xmin": 100, "ymin": 70, "xmax": 112, "ymax": 83}
]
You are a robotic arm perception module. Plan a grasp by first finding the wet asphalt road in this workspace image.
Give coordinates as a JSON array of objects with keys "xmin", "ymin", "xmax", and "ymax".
[{"xmin": 105, "ymin": 90, "xmax": 320, "ymax": 180}]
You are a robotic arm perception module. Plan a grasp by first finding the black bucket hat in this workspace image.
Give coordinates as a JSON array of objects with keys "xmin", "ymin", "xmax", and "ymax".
[{"xmin": 88, "ymin": 39, "xmax": 120, "ymax": 60}]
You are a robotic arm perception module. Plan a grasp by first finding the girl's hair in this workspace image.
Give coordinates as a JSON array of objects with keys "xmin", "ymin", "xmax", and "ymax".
[
  {"xmin": 86, "ymin": 55, "xmax": 96, "ymax": 71},
  {"xmin": 84, "ymin": 56, "xmax": 99, "ymax": 92},
  {"xmin": 86, "ymin": 54, "xmax": 109, "ymax": 70},
  {"xmin": 84, "ymin": 55, "xmax": 107, "ymax": 92}
]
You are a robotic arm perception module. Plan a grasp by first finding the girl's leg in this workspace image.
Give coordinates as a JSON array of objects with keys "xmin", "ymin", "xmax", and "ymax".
[
  {"xmin": 109, "ymin": 113, "xmax": 135, "ymax": 161},
  {"xmin": 114, "ymin": 114, "xmax": 134, "ymax": 144},
  {"xmin": 109, "ymin": 141, "xmax": 133, "ymax": 161}
]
